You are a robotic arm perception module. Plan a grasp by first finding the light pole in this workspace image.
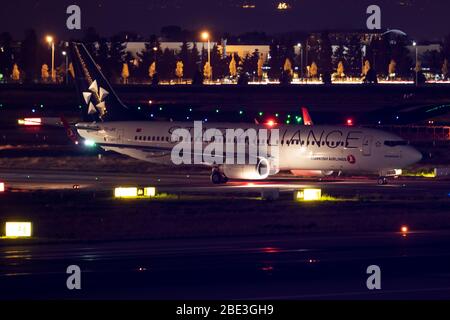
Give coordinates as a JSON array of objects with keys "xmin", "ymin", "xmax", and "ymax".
[
  {"xmin": 201, "ymin": 31, "xmax": 211, "ymax": 81},
  {"xmin": 62, "ymin": 51, "xmax": 68, "ymax": 85},
  {"xmin": 297, "ymin": 43, "xmax": 303, "ymax": 81},
  {"xmin": 46, "ymin": 35, "xmax": 55, "ymax": 82},
  {"xmin": 413, "ymin": 41, "xmax": 418, "ymax": 86}
]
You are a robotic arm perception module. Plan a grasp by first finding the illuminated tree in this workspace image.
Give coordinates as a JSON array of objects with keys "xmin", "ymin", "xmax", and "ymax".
[
  {"xmin": 362, "ymin": 60, "xmax": 371, "ymax": 76},
  {"xmin": 149, "ymin": 62, "xmax": 156, "ymax": 79},
  {"xmin": 337, "ymin": 61, "xmax": 345, "ymax": 78},
  {"xmin": 257, "ymin": 56, "xmax": 264, "ymax": 80},
  {"xmin": 388, "ymin": 59, "xmax": 396, "ymax": 78},
  {"xmin": 442, "ymin": 59, "xmax": 449, "ymax": 80},
  {"xmin": 203, "ymin": 61, "xmax": 212, "ymax": 81},
  {"xmin": 283, "ymin": 58, "xmax": 293, "ymax": 76},
  {"xmin": 11, "ymin": 63, "xmax": 20, "ymax": 81},
  {"xmin": 309, "ymin": 62, "xmax": 318, "ymax": 79},
  {"xmin": 229, "ymin": 54, "xmax": 237, "ymax": 77},
  {"xmin": 176, "ymin": 60, "xmax": 183, "ymax": 81},
  {"xmin": 68, "ymin": 63, "xmax": 75, "ymax": 79},
  {"xmin": 41, "ymin": 64, "xmax": 49, "ymax": 81},
  {"xmin": 121, "ymin": 63, "xmax": 129, "ymax": 84}
]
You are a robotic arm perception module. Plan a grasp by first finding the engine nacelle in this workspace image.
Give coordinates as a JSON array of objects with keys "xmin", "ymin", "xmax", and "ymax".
[
  {"xmin": 290, "ymin": 170, "xmax": 335, "ymax": 177},
  {"xmin": 222, "ymin": 158, "xmax": 271, "ymax": 180}
]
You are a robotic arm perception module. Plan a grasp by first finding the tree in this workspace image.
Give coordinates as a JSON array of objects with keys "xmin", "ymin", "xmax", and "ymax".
[
  {"xmin": 388, "ymin": 59, "xmax": 397, "ymax": 78},
  {"xmin": 391, "ymin": 38, "xmax": 413, "ymax": 78},
  {"xmin": 442, "ymin": 59, "xmax": 449, "ymax": 80},
  {"xmin": 336, "ymin": 61, "xmax": 345, "ymax": 78},
  {"xmin": 149, "ymin": 62, "xmax": 156, "ymax": 79},
  {"xmin": 318, "ymin": 31, "xmax": 333, "ymax": 84},
  {"xmin": 20, "ymin": 29, "xmax": 43, "ymax": 82},
  {"xmin": 41, "ymin": 64, "xmax": 49, "ymax": 81},
  {"xmin": 346, "ymin": 35, "xmax": 363, "ymax": 77},
  {"xmin": 0, "ymin": 32, "xmax": 14, "ymax": 80},
  {"xmin": 283, "ymin": 58, "xmax": 293, "ymax": 76},
  {"xmin": 137, "ymin": 35, "xmax": 161, "ymax": 82},
  {"xmin": 280, "ymin": 57, "xmax": 293, "ymax": 85},
  {"xmin": 203, "ymin": 62, "xmax": 212, "ymax": 81},
  {"xmin": 362, "ymin": 60, "xmax": 371, "ymax": 76},
  {"xmin": 175, "ymin": 61, "xmax": 183, "ymax": 81},
  {"xmin": 309, "ymin": 62, "xmax": 318, "ymax": 79},
  {"xmin": 159, "ymin": 48, "xmax": 176, "ymax": 80},
  {"xmin": 121, "ymin": 63, "xmax": 129, "ymax": 84},
  {"xmin": 257, "ymin": 56, "xmax": 264, "ymax": 80},
  {"xmin": 11, "ymin": 63, "xmax": 20, "ymax": 81},
  {"xmin": 229, "ymin": 54, "xmax": 237, "ymax": 77}
]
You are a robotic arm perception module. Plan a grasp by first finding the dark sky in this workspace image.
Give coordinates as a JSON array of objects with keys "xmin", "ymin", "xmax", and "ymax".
[{"xmin": 1, "ymin": 0, "xmax": 449, "ymax": 41}]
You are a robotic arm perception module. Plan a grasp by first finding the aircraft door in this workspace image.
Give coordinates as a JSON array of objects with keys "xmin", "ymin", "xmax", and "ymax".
[{"xmin": 362, "ymin": 136, "xmax": 372, "ymax": 156}]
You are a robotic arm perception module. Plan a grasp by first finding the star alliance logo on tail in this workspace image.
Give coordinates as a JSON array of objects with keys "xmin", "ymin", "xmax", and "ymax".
[{"xmin": 83, "ymin": 79, "xmax": 109, "ymax": 117}]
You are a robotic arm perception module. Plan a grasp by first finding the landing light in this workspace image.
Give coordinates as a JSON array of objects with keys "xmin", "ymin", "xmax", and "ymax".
[
  {"xmin": 295, "ymin": 189, "xmax": 322, "ymax": 201},
  {"xmin": 114, "ymin": 187, "xmax": 156, "ymax": 199},
  {"xmin": 5, "ymin": 222, "xmax": 32, "ymax": 238}
]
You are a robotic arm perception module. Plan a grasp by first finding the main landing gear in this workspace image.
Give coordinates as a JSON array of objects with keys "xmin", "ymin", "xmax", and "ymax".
[
  {"xmin": 211, "ymin": 169, "xmax": 229, "ymax": 185},
  {"xmin": 377, "ymin": 177, "xmax": 388, "ymax": 185}
]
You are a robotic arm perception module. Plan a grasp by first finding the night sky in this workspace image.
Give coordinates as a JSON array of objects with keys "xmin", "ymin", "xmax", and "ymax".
[{"xmin": 1, "ymin": 0, "xmax": 449, "ymax": 41}]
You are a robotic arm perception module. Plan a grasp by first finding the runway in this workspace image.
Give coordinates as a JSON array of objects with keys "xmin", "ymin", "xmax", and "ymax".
[
  {"xmin": 1, "ymin": 169, "xmax": 450, "ymax": 198},
  {"xmin": 1, "ymin": 231, "xmax": 450, "ymax": 299}
]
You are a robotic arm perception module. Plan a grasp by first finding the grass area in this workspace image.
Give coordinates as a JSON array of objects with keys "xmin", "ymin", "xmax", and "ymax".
[{"xmin": 1, "ymin": 190, "xmax": 449, "ymax": 242}]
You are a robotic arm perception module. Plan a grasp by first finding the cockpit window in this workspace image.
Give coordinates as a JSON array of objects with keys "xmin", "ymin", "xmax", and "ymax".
[{"xmin": 384, "ymin": 140, "xmax": 408, "ymax": 147}]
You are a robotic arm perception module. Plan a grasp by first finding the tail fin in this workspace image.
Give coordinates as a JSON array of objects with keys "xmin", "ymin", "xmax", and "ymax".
[
  {"xmin": 69, "ymin": 42, "xmax": 139, "ymax": 122},
  {"xmin": 302, "ymin": 107, "xmax": 313, "ymax": 126}
]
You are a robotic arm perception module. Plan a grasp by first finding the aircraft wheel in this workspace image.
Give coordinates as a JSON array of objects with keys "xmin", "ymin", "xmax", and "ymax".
[
  {"xmin": 377, "ymin": 177, "xmax": 388, "ymax": 185},
  {"xmin": 212, "ymin": 170, "xmax": 230, "ymax": 184}
]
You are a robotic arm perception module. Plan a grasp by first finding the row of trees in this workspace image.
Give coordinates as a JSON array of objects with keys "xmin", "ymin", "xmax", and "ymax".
[{"xmin": 2, "ymin": 28, "xmax": 450, "ymax": 83}]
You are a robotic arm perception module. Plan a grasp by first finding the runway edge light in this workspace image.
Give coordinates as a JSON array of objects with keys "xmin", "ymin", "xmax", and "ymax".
[
  {"xmin": 114, "ymin": 187, "xmax": 156, "ymax": 199},
  {"xmin": 5, "ymin": 222, "xmax": 32, "ymax": 238},
  {"xmin": 295, "ymin": 189, "xmax": 322, "ymax": 201}
]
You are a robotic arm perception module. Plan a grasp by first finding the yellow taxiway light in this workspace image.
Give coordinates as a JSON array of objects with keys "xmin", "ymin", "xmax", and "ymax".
[
  {"xmin": 5, "ymin": 222, "xmax": 32, "ymax": 238},
  {"xmin": 114, "ymin": 187, "xmax": 156, "ymax": 199},
  {"xmin": 295, "ymin": 188, "xmax": 322, "ymax": 201}
]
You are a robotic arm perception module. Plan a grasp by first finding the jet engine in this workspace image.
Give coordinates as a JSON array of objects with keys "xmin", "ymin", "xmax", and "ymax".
[{"xmin": 222, "ymin": 158, "xmax": 274, "ymax": 180}]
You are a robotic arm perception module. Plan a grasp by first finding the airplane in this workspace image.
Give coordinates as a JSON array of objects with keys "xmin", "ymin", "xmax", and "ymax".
[{"xmin": 69, "ymin": 43, "xmax": 422, "ymax": 185}]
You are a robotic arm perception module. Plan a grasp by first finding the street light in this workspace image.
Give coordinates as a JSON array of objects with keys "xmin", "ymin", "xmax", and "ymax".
[
  {"xmin": 62, "ymin": 51, "xmax": 68, "ymax": 85},
  {"xmin": 201, "ymin": 31, "xmax": 211, "ymax": 81},
  {"xmin": 46, "ymin": 35, "xmax": 55, "ymax": 82},
  {"xmin": 297, "ymin": 43, "xmax": 303, "ymax": 80},
  {"xmin": 413, "ymin": 41, "xmax": 418, "ymax": 86}
]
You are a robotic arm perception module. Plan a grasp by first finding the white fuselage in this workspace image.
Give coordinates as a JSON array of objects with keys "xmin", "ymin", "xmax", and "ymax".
[{"xmin": 76, "ymin": 121, "xmax": 422, "ymax": 176}]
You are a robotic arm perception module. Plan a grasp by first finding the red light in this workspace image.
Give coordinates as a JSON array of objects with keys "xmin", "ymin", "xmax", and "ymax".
[
  {"xmin": 266, "ymin": 119, "xmax": 276, "ymax": 127},
  {"xmin": 346, "ymin": 118, "xmax": 353, "ymax": 126}
]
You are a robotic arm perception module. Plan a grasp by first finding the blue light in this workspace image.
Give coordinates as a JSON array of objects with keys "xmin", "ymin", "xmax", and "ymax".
[
  {"xmin": 32, "ymin": 109, "xmax": 36, "ymax": 113},
  {"xmin": 150, "ymin": 114, "xmax": 154, "ymax": 118},
  {"xmin": 204, "ymin": 118, "xmax": 208, "ymax": 122}
]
